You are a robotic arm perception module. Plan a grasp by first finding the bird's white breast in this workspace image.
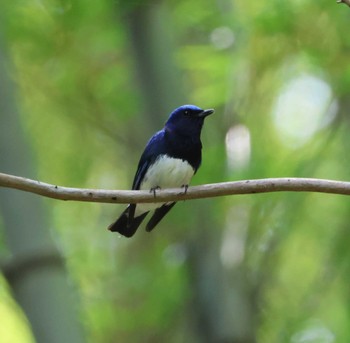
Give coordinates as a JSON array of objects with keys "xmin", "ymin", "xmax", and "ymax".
[{"xmin": 135, "ymin": 155, "xmax": 195, "ymax": 215}]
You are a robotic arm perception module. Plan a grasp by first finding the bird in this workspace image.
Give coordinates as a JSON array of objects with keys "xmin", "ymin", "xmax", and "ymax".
[{"xmin": 108, "ymin": 104, "xmax": 214, "ymax": 237}]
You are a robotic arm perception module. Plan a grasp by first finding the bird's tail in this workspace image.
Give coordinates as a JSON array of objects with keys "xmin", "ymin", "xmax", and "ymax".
[{"xmin": 108, "ymin": 206, "xmax": 148, "ymax": 238}]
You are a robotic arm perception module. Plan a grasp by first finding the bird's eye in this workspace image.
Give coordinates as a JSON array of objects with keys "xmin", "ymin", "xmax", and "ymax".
[{"xmin": 184, "ymin": 110, "xmax": 189, "ymax": 116}]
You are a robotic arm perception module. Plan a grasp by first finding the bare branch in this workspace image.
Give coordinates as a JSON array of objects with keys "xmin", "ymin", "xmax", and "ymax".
[
  {"xmin": 337, "ymin": 0, "xmax": 350, "ymax": 7},
  {"xmin": 1, "ymin": 172, "xmax": 350, "ymax": 204}
]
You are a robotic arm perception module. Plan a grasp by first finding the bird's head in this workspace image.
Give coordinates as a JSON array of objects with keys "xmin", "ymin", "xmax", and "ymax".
[{"xmin": 165, "ymin": 105, "xmax": 214, "ymax": 136}]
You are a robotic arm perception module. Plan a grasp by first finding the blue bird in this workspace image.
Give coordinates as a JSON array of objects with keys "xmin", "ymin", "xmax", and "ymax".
[{"xmin": 108, "ymin": 104, "xmax": 214, "ymax": 237}]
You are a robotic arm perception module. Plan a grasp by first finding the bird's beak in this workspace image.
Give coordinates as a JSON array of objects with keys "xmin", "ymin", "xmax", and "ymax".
[{"xmin": 198, "ymin": 109, "xmax": 214, "ymax": 118}]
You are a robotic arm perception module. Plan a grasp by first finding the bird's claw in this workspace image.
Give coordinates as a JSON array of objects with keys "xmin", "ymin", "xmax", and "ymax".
[
  {"xmin": 181, "ymin": 184, "xmax": 189, "ymax": 195},
  {"xmin": 150, "ymin": 186, "xmax": 161, "ymax": 198}
]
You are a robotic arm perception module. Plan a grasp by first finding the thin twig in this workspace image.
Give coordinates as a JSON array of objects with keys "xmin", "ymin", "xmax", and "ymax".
[{"xmin": 0, "ymin": 172, "xmax": 350, "ymax": 204}]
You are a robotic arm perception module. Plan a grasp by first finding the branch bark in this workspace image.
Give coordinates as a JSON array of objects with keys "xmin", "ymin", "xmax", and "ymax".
[
  {"xmin": 1, "ymin": 172, "xmax": 350, "ymax": 204},
  {"xmin": 337, "ymin": 0, "xmax": 350, "ymax": 7}
]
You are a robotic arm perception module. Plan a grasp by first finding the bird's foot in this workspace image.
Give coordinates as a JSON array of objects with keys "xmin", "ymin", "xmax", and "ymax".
[
  {"xmin": 181, "ymin": 184, "xmax": 189, "ymax": 195},
  {"xmin": 150, "ymin": 186, "xmax": 161, "ymax": 198}
]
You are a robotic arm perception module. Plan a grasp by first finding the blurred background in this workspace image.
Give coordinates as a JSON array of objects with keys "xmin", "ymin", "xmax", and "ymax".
[{"xmin": 0, "ymin": 1, "xmax": 350, "ymax": 342}]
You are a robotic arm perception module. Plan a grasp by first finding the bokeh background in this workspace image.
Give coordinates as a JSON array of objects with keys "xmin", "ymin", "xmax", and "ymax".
[{"xmin": 1, "ymin": 1, "xmax": 350, "ymax": 342}]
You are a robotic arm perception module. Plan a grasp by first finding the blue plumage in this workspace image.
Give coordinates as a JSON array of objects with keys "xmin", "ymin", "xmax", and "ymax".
[{"xmin": 108, "ymin": 105, "xmax": 214, "ymax": 237}]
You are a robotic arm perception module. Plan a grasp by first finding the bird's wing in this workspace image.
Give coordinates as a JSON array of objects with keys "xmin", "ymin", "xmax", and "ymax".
[
  {"xmin": 132, "ymin": 160, "xmax": 150, "ymax": 190},
  {"xmin": 132, "ymin": 130, "xmax": 165, "ymax": 190}
]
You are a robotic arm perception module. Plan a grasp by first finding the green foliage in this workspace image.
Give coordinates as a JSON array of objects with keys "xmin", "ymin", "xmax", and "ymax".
[{"xmin": 1, "ymin": 0, "xmax": 350, "ymax": 342}]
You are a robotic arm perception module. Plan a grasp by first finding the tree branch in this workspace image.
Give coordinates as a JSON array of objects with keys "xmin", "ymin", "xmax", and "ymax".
[
  {"xmin": 337, "ymin": 0, "xmax": 350, "ymax": 7},
  {"xmin": 1, "ymin": 172, "xmax": 350, "ymax": 204}
]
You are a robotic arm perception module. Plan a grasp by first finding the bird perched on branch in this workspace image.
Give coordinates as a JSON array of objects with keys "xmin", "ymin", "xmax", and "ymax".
[{"xmin": 108, "ymin": 104, "xmax": 214, "ymax": 237}]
